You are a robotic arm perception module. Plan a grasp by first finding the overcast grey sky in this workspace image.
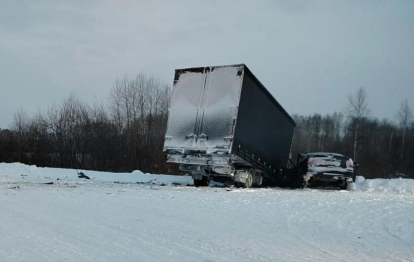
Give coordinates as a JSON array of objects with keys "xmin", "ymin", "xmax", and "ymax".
[{"xmin": 0, "ymin": 0, "xmax": 413, "ymax": 128}]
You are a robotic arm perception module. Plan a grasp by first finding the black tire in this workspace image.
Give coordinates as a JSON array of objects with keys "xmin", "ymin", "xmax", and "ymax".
[
  {"xmin": 291, "ymin": 178, "xmax": 306, "ymax": 189},
  {"xmin": 339, "ymin": 181, "xmax": 352, "ymax": 190},
  {"xmin": 194, "ymin": 176, "xmax": 210, "ymax": 187},
  {"xmin": 290, "ymin": 170, "xmax": 306, "ymax": 189}
]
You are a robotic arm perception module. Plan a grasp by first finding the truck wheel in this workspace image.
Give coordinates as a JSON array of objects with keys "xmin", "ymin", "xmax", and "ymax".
[
  {"xmin": 299, "ymin": 178, "xmax": 307, "ymax": 189},
  {"xmin": 243, "ymin": 171, "xmax": 253, "ymax": 188},
  {"xmin": 290, "ymin": 173, "xmax": 306, "ymax": 189},
  {"xmin": 339, "ymin": 181, "xmax": 352, "ymax": 190},
  {"xmin": 194, "ymin": 176, "xmax": 210, "ymax": 187}
]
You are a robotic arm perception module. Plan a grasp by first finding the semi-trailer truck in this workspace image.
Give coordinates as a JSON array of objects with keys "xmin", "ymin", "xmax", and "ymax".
[{"xmin": 163, "ymin": 64, "xmax": 305, "ymax": 188}]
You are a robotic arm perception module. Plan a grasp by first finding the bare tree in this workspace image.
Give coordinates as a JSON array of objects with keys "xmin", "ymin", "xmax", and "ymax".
[
  {"xmin": 347, "ymin": 87, "xmax": 370, "ymax": 161},
  {"xmin": 11, "ymin": 108, "xmax": 28, "ymax": 136},
  {"xmin": 3, "ymin": 85, "xmax": 412, "ymax": 178},
  {"xmin": 10, "ymin": 108, "xmax": 29, "ymax": 161},
  {"xmin": 41, "ymin": 93, "xmax": 91, "ymax": 168},
  {"xmin": 397, "ymin": 100, "xmax": 413, "ymax": 159},
  {"xmin": 108, "ymin": 73, "xmax": 172, "ymax": 172}
]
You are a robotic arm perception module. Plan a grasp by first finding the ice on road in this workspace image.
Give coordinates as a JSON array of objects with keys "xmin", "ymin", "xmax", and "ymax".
[{"xmin": 1, "ymin": 163, "xmax": 414, "ymax": 262}]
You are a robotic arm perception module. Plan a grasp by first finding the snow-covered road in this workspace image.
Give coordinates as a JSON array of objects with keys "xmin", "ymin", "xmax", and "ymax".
[{"xmin": 1, "ymin": 163, "xmax": 414, "ymax": 262}]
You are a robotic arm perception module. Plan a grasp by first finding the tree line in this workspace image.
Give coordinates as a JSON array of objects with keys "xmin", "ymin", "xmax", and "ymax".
[
  {"xmin": 0, "ymin": 75, "xmax": 413, "ymax": 178},
  {"xmin": 0, "ymin": 74, "xmax": 177, "ymax": 174}
]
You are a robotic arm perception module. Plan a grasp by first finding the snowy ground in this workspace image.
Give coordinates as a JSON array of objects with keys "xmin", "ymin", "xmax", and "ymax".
[{"xmin": 1, "ymin": 163, "xmax": 414, "ymax": 262}]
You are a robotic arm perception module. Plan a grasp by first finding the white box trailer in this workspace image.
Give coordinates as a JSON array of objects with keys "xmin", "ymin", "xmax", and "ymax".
[{"xmin": 163, "ymin": 64, "xmax": 298, "ymax": 187}]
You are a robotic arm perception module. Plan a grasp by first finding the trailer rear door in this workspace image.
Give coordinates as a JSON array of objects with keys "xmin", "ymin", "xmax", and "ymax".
[
  {"xmin": 199, "ymin": 66, "xmax": 244, "ymax": 153},
  {"xmin": 164, "ymin": 71, "xmax": 206, "ymax": 150},
  {"xmin": 164, "ymin": 65, "xmax": 244, "ymax": 153}
]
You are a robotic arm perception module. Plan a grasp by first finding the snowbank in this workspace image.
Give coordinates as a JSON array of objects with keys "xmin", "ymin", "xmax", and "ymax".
[
  {"xmin": 0, "ymin": 162, "xmax": 193, "ymax": 186},
  {"xmin": 354, "ymin": 176, "xmax": 414, "ymax": 194}
]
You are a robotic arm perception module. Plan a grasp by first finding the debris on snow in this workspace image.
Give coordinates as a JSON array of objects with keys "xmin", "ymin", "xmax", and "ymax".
[
  {"xmin": 77, "ymin": 171, "xmax": 91, "ymax": 180},
  {"xmin": 0, "ymin": 162, "xmax": 193, "ymax": 186}
]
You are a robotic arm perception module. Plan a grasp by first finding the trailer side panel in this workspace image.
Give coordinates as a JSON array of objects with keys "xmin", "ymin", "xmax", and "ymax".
[{"xmin": 232, "ymin": 67, "xmax": 296, "ymax": 174}]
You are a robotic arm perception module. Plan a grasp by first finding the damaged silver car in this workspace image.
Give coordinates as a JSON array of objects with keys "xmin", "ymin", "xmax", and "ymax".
[{"xmin": 297, "ymin": 152, "xmax": 358, "ymax": 190}]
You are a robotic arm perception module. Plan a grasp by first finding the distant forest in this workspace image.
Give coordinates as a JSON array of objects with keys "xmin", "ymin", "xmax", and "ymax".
[{"xmin": 0, "ymin": 73, "xmax": 413, "ymax": 179}]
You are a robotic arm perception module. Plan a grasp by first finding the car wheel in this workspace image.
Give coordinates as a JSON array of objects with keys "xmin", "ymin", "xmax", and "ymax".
[
  {"xmin": 339, "ymin": 181, "xmax": 352, "ymax": 190},
  {"xmin": 290, "ymin": 169, "xmax": 307, "ymax": 189},
  {"xmin": 194, "ymin": 176, "xmax": 210, "ymax": 187}
]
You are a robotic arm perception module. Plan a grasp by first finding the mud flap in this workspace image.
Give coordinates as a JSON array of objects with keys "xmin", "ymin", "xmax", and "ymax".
[{"xmin": 252, "ymin": 175, "xmax": 263, "ymax": 187}]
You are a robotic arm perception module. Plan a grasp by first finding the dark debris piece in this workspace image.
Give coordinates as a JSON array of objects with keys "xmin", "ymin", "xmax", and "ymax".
[{"xmin": 77, "ymin": 171, "xmax": 90, "ymax": 180}]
